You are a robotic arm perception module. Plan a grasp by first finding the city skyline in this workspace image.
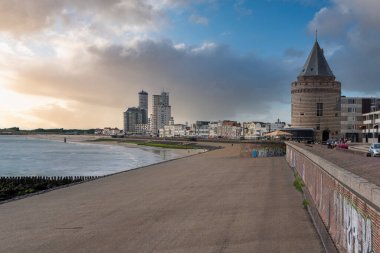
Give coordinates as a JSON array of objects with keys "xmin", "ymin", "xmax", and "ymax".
[{"xmin": 0, "ymin": 0, "xmax": 380, "ymax": 129}]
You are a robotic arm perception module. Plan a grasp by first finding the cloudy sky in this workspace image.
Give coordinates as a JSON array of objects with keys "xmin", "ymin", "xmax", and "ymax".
[{"xmin": 0, "ymin": 0, "xmax": 379, "ymax": 129}]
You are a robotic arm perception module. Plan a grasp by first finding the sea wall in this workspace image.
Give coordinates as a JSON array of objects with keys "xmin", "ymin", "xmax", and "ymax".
[{"xmin": 286, "ymin": 142, "xmax": 380, "ymax": 253}]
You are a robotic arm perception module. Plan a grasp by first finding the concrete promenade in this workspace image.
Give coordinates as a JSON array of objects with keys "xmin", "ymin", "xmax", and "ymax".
[{"xmin": 0, "ymin": 144, "xmax": 323, "ymax": 253}]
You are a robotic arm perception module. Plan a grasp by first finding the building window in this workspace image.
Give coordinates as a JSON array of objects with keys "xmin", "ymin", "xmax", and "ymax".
[
  {"xmin": 317, "ymin": 103, "xmax": 323, "ymax": 116},
  {"xmin": 316, "ymin": 124, "xmax": 320, "ymax": 130}
]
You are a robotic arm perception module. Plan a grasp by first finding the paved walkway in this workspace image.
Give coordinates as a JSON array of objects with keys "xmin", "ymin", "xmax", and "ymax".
[{"xmin": 0, "ymin": 144, "xmax": 323, "ymax": 253}]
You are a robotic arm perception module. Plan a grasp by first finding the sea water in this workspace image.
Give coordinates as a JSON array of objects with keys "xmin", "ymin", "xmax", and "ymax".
[{"xmin": 0, "ymin": 136, "xmax": 182, "ymax": 176}]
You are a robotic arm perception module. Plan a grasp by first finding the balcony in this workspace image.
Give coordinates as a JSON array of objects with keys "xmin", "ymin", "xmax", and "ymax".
[
  {"xmin": 376, "ymin": 118, "xmax": 380, "ymax": 124},
  {"xmin": 363, "ymin": 120, "xmax": 372, "ymax": 125}
]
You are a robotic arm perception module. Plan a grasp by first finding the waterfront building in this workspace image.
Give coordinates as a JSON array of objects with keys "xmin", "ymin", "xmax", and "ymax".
[
  {"xmin": 341, "ymin": 97, "xmax": 380, "ymax": 142},
  {"xmin": 151, "ymin": 92, "xmax": 171, "ymax": 136},
  {"xmin": 135, "ymin": 123, "xmax": 149, "ymax": 135},
  {"xmin": 191, "ymin": 121, "xmax": 210, "ymax": 138},
  {"xmin": 160, "ymin": 124, "xmax": 187, "ymax": 138},
  {"xmin": 243, "ymin": 122, "xmax": 268, "ymax": 139},
  {"xmin": 208, "ymin": 120, "xmax": 241, "ymax": 139},
  {"xmin": 208, "ymin": 121, "xmax": 220, "ymax": 138},
  {"xmin": 123, "ymin": 90, "xmax": 149, "ymax": 135},
  {"xmin": 362, "ymin": 110, "xmax": 380, "ymax": 143},
  {"xmin": 102, "ymin": 127, "xmax": 123, "ymax": 136},
  {"xmin": 138, "ymin": 90, "xmax": 148, "ymax": 124},
  {"xmin": 291, "ymin": 39, "xmax": 341, "ymax": 142},
  {"xmin": 123, "ymin": 107, "xmax": 143, "ymax": 134}
]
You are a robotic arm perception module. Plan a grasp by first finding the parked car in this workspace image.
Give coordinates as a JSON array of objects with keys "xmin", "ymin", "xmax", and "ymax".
[
  {"xmin": 326, "ymin": 139, "xmax": 337, "ymax": 149},
  {"xmin": 369, "ymin": 143, "xmax": 380, "ymax": 157},
  {"xmin": 337, "ymin": 143, "xmax": 348, "ymax": 149}
]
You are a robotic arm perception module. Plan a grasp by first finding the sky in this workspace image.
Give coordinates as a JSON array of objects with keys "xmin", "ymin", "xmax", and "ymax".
[{"xmin": 0, "ymin": 0, "xmax": 380, "ymax": 129}]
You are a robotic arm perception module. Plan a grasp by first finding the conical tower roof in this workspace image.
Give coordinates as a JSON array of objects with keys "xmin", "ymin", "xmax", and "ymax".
[{"xmin": 299, "ymin": 41, "xmax": 334, "ymax": 78}]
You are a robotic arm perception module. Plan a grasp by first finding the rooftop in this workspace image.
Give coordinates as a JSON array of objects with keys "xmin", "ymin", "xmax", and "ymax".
[{"xmin": 299, "ymin": 41, "xmax": 335, "ymax": 78}]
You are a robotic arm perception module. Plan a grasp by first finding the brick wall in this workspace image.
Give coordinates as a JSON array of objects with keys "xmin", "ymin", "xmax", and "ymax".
[{"xmin": 286, "ymin": 143, "xmax": 380, "ymax": 253}]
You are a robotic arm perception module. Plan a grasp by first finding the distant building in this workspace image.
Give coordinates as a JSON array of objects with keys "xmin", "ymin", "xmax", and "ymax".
[
  {"xmin": 267, "ymin": 119, "xmax": 286, "ymax": 132},
  {"xmin": 208, "ymin": 120, "xmax": 241, "ymax": 139},
  {"xmin": 362, "ymin": 109, "xmax": 380, "ymax": 143},
  {"xmin": 243, "ymin": 122, "xmax": 268, "ymax": 139},
  {"xmin": 341, "ymin": 97, "xmax": 380, "ymax": 142},
  {"xmin": 135, "ymin": 123, "xmax": 149, "ymax": 135},
  {"xmin": 123, "ymin": 107, "xmax": 144, "ymax": 134},
  {"xmin": 151, "ymin": 92, "xmax": 171, "ymax": 136},
  {"xmin": 291, "ymin": 39, "xmax": 341, "ymax": 142},
  {"xmin": 103, "ymin": 127, "xmax": 122, "ymax": 136},
  {"xmin": 123, "ymin": 90, "xmax": 149, "ymax": 135},
  {"xmin": 138, "ymin": 90, "xmax": 148, "ymax": 124},
  {"xmin": 160, "ymin": 124, "xmax": 187, "ymax": 138},
  {"xmin": 208, "ymin": 121, "xmax": 220, "ymax": 138},
  {"xmin": 94, "ymin": 128, "xmax": 103, "ymax": 135},
  {"xmin": 192, "ymin": 121, "xmax": 210, "ymax": 138}
]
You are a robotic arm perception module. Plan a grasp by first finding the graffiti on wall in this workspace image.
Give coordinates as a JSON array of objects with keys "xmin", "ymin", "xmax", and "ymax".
[
  {"xmin": 287, "ymin": 145, "xmax": 375, "ymax": 253},
  {"xmin": 241, "ymin": 143, "xmax": 286, "ymax": 158},
  {"xmin": 335, "ymin": 192, "xmax": 372, "ymax": 253}
]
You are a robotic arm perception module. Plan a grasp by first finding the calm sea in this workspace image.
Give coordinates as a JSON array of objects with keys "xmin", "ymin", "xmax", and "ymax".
[{"xmin": 0, "ymin": 136, "xmax": 182, "ymax": 176}]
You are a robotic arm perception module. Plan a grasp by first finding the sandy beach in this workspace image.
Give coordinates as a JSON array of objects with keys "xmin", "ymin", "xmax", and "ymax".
[{"xmin": 22, "ymin": 134, "xmax": 207, "ymax": 157}]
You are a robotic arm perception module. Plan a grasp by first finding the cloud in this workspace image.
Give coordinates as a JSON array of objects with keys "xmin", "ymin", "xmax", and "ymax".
[
  {"xmin": 189, "ymin": 14, "xmax": 209, "ymax": 26},
  {"xmin": 284, "ymin": 48, "xmax": 304, "ymax": 58},
  {"xmin": 0, "ymin": 0, "xmax": 165, "ymax": 35},
  {"xmin": 307, "ymin": 0, "xmax": 380, "ymax": 95},
  {"xmin": 7, "ymin": 39, "xmax": 293, "ymax": 127}
]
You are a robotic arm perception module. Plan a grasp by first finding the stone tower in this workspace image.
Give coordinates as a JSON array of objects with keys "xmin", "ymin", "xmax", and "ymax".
[{"xmin": 291, "ymin": 40, "xmax": 341, "ymax": 142}]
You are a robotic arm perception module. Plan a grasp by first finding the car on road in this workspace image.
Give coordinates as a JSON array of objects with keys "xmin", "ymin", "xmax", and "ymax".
[{"xmin": 369, "ymin": 143, "xmax": 380, "ymax": 157}]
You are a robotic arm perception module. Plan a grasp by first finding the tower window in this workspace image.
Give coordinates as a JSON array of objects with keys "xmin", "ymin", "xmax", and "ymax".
[{"xmin": 317, "ymin": 103, "xmax": 323, "ymax": 116}]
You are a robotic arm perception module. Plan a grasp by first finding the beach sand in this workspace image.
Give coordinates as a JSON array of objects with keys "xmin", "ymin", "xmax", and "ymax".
[{"xmin": 22, "ymin": 134, "xmax": 207, "ymax": 158}]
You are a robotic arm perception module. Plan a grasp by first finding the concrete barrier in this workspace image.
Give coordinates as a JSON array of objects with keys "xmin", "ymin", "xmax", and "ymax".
[{"xmin": 286, "ymin": 142, "xmax": 380, "ymax": 253}]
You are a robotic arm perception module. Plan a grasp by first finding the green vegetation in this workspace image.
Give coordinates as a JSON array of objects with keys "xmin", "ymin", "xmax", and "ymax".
[
  {"xmin": 90, "ymin": 138, "xmax": 197, "ymax": 149},
  {"xmin": 293, "ymin": 172, "xmax": 305, "ymax": 193},
  {"xmin": 0, "ymin": 176, "xmax": 96, "ymax": 202},
  {"xmin": 302, "ymin": 199, "xmax": 310, "ymax": 209},
  {"xmin": 137, "ymin": 143, "xmax": 196, "ymax": 149}
]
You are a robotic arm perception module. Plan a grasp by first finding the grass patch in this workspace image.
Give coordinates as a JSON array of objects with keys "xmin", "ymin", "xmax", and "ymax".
[
  {"xmin": 89, "ymin": 138, "xmax": 143, "ymax": 144},
  {"xmin": 293, "ymin": 173, "xmax": 305, "ymax": 193},
  {"xmin": 138, "ymin": 143, "xmax": 196, "ymax": 149},
  {"xmin": 89, "ymin": 138, "xmax": 198, "ymax": 149},
  {"xmin": 302, "ymin": 199, "xmax": 309, "ymax": 209}
]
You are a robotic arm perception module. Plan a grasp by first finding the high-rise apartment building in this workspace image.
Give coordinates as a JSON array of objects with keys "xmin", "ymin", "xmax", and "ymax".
[
  {"xmin": 151, "ymin": 92, "xmax": 171, "ymax": 136},
  {"xmin": 123, "ymin": 90, "xmax": 149, "ymax": 135},
  {"xmin": 291, "ymin": 39, "xmax": 341, "ymax": 142},
  {"xmin": 124, "ymin": 107, "xmax": 143, "ymax": 133},
  {"xmin": 138, "ymin": 90, "xmax": 148, "ymax": 124}
]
